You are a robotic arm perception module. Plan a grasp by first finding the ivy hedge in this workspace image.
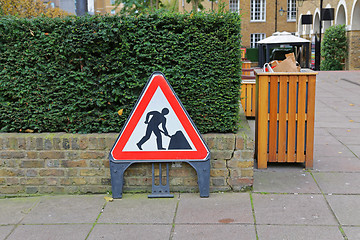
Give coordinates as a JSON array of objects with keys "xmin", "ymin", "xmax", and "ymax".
[{"xmin": 0, "ymin": 12, "xmax": 242, "ymax": 133}]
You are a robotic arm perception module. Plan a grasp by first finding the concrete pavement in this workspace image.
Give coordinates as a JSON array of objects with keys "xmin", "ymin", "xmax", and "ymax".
[{"xmin": 1, "ymin": 71, "xmax": 360, "ymax": 240}]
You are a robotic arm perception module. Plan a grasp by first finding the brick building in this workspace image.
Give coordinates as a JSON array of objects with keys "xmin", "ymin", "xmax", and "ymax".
[
  {"xmin": 297, "ymin": 0, "xmax": 360, "ymax": 70},
  {"xmin": 179, "ymin": 0, "xmax": 297, "ymax": 48},
  {"xmin": 43, "ymin": 0, "xmax": 120, "ymax": 15}
]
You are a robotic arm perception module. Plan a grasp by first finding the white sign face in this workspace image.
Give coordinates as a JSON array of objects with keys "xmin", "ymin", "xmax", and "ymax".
[{"xmin": 123, "ymin": 87, "xmax": 196, "ymax": 152}]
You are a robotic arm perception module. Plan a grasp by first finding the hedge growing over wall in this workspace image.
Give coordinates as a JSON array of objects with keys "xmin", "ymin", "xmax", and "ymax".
[{"xmin": 0, "ymin": 12, "xmax": 242, "ymax": 133}]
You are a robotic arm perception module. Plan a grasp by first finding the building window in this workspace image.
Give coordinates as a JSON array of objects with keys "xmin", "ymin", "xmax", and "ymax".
[
  {"xmin": 229, "ymin": 0, "xmax": 239, "ymax": 13},
  {"xmin": 251, "ymin": 0, "xmax": 266, "ymax": 21},
  {"xmin": 250, "ymin": 33, "xmax": 265, "ymax": 48},
  {"xmin": 287, "ymin": 0, "xmax": 296, "ymax": 21}
]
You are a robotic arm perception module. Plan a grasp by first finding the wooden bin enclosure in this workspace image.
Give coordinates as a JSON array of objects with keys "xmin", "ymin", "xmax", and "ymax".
[
  {"xmin": 254, "ymin": 69, "xmax": 317, "ymax": 169},
  {"xmin": 241, "ymin": 80, "xmax": 256, "ymax": 117}
]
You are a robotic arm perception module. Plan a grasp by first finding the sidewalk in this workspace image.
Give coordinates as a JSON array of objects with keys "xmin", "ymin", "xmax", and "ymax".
[{"xmin": 1, "ymin": 71, "xmax": 360, "ymax": 240}]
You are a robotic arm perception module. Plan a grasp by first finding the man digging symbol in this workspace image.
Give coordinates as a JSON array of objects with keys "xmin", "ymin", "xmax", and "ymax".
[{"xmin": 137, "ymin": 108, "xmax": 170, "ymax": 150}]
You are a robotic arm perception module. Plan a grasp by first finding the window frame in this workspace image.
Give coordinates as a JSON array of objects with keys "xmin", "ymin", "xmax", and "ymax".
[
  {"xmin": 250, "ymin": 33, "xmax": 266, "ymax": 48},
  {"xmin": 229, "ymin": 0, "xmax": 240, "ymax": 14},
  {"xmin": 287, "ymin": 0, "xmax": 296, "ymax": 22},
  {"xmin": 250, "ymin": 0, "xmax": 266, "ymax": 22}
]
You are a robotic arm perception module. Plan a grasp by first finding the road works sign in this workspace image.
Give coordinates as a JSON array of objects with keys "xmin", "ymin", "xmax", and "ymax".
[
  {"xmin": 109, "ymin": 72, "xmax": 210, "ymax": 198},
  {"xmin": 110, "ymin": 72, "xmax": 210, "ymax": 162}
]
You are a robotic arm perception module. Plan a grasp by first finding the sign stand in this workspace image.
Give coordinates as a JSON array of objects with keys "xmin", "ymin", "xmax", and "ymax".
[
  {"xmin": 148, "ymin": 163, "xmax": 174, "ymax": 198},
  {"xmin": 109, "ymin": 158, "xmax": 210, "ymax": 199},
  {"xmin": 109, "ymin": 72, "xmax": 211, "ymax": 199}
]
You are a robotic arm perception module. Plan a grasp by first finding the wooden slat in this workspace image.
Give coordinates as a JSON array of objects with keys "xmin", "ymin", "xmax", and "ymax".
[
  {"xmin": 287, "ymin": 75, "xmax": 297, "ymax": 162},
  {"xmin": 305, "ymin": 75, "xmax": 316, "ymax": 168},
  {"xmin": 268, "ymin": 75, "xmax": 278, "ymax": 162},
  {"xmin": 296, "ymin": 75, "xmax": 307, "ymax": 163},
  {"xmin": 241, "ymin": 84, "xmax": 246, "ymax": 113},
  {"xmin": 278, "ymin": 75, "xmax": 288, "ymax": 162},
  {"xmin": 242, "ymin": 62, "xmax": 251, "ymax": 69},
  {"xmin": 256, "ymin": 75, "xmax": 269, "ymax": 168},
  {"xmin": 251, "ymin": 84, "xmax": 256, "ymax": 117},
  {"xmin": 246, "ymin": 85, "xmax": 252, "ymax": 116}
]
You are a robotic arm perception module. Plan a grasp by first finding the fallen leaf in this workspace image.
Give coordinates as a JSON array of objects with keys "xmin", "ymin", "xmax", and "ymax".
[
  {"xmin": 218, "ymin": 218, "xmax": 234, "ymax": 223},
  {"xmin": 118, "ymin": 109, "xmax": 123, "ymax": 116},
  {"xmin": 349, "ymin": 103, "xmax": 354, "ymax": 106},
  {"xmin": 104, "ymin": 196, "xmax": 113, "ymax": 202},
  {"xmin": 349, "ymin": 120, "xmax": 354, "ymax": 122},
  {"xmin": 25, "ymin": 129, "xmax": 34, "ymax": 133}
]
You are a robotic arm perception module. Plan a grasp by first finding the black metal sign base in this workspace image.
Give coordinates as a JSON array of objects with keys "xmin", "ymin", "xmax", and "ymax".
[{"xmin": 109, "ymin": 157, "xmax": 210, "ymax": 199}]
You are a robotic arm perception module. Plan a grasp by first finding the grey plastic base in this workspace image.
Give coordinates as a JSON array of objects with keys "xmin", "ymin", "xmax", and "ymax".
[{"xmin": 109, "ymin": 157, "xmax": 210, "ymax": 199}]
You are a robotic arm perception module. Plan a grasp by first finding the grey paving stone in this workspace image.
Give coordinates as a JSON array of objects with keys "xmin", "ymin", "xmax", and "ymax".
[
  {"xmin": 314, "ymin": 128, "xmax": 331, "ymax": 136},
  {"xmin": 176, "ymin": 193, "xmax": 253, "ymax": 224},
  {"xmin": 312, "ymin": 172, "xmax": 360, "ymax": 194},
  {"xmin": 316, "ymin": 115, "xmax": 354, "ymax": 124},
  {"xmin": 6, "ymin": 224, "xmax": 92, "ymax": 240},
  {"xmin": 326, "ymin": 195, "xmax": 360, "ymax": 226},
  {"xmin": 313, "ymin": 156, "xmax": 360, "ymax": 172},
  {"xmin": 88, "ymin": 224, "xmax": 171, "ymax": 240},
  {"xmin": 343, "ymin": 227, "xmax": 360, "ymax": 240},
  {"xmin": 253, "ymin": 172, "xmax": 320, "ymax": 194},
  {"xmin": 173, "ymin": 224, "xmax": 256, "ymax": 240},
  {"xmin": 98, "ymin": 194, "xmax": 177, "ymax": 224},
  {"xmin": 314, "ymin": 135, "xmax": 342, "ymax": 145},
  {"xmin": 254, "ymin": 163, "xmax": 306, "ymax": 173},
  {"xmin": 252, "ymin": 194, "xmax": 337, "ymax": 225},
  {"xmin": 336, "ymin": 136, "xmax": 360, "ymax": 145},
  {"xmin": 347, "ymin": 145, "xmax": 360, "ymax": 158},
  {"xmin": 21, "ymin": 195, "xmax": 105, "ymax": 224},
  {"xmin": 327, "ymin": 128, "xmax": 360, "ymax": 138},
  {"xmin": 0, "ymin": 197, "xmax": 40, "ymax": 224},
  {"xmin": 314, "ymin": 144, "xmax": 355, "ymax": 158},
  {"xmin": 0, "ymin": 225, "xmax": 13, "ymax": 240},
  {"xmin": 257, "ymin": 225, "xmax": 344, "ymax": 240}
]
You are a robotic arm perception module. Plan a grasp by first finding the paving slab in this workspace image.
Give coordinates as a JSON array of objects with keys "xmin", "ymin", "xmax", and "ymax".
[
  {"xmin": 327, "ymin": 128, "xmax": 360, "ymax": 137},
  {"xmin": 7, "ymin": 224, "xmax": 92, "ymax": 240},
  {"xmin": 252, "ymin": 194, "xmax": 337, "ymax": 225},
  {"xmin": 254, "ymin": 163, "xmax": 305, "ymax": 172},
  {"xmin": 0, "ymin": 225, "xmax": 13, "ymax": 240},
  {"xmin": 326, "ymin": 195, "xmax": 360, "ymax": 226},
  {"xmin": 347, "ymin": 145, "xmax": 360, "ymax": 158},
  {"xmin": 253, "ymin": 172, "xmax": 320, "ymax": 194},
  {"xmin": 98, "ymin": 194, "xmax": 177, "ymax": 224},
  {"xmin": 312, "ymin": 172, "xmax": 360, "ymax": 194},
  {"xmin": 314, "ymin": 144, "xmax": 355, "ymax": 158},
  {"xmin": 172, "ymin": 224, "xmax": 256, "ymax": 240},
  {"xmin": 313, "ymin": 156, "xmax": 360, "ymax": 172},
  {"xmin": 256, "ymin": 225, "xmax": 344, "ymax": 240},
  {"xmin": 343, "ymin": 227, "xmax": 360, "ymax": 240},
  {"xmin": 314, "ymin": 134, "xmax": 342, "ymax": 145},
  {"xmin": 314, "ymin": 128, "xmax": 332, "ymax": 136},
  {"xmin": 175, "ymin": 193, "xmax": 253, "ymax": 224},
  {"xmin": 21, "ymin": 195, "xmax": 105, "ymax": 224},
  {"xmin": 0, "ymin": 197, "xmax": 40, "ymax": 225},
  {"xmin": 88, "ymin": 224, "xmax": 171, "ymax": 240},
  {"xmin": 336, "ymin": 136, "xmax": 360, "ymax": 145}
]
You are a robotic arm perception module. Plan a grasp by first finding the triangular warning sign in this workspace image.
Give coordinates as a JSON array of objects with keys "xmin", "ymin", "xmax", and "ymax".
[{"xmin": 110, "ymin": 72, "xmax": 210, "ymax": 161}]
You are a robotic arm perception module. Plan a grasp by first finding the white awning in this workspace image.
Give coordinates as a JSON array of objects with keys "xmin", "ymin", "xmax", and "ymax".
[{"xmin": 257, "ymin": 31, "xmax": 310, "ymax": 44}]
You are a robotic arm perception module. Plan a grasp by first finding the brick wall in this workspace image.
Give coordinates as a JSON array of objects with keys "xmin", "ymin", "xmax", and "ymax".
[
  {"xmin": 347, "ymin": 30, "xmax": 360, "ymax": 70},
  {"xmin": 0, "ymin": 130, "xmax": 254, "ymax": 195}
]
